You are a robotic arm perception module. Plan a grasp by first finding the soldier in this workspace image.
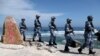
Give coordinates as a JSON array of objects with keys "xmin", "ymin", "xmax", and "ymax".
[
  {"xmin": 64, "ymin": 18, "xmax": 74, "ymax": 52},
  {"xmin": 48, "ymin": 16, "xmax": 57, "ymax": 45},
  {"xmin": 33, "ymin": 15, "xmax": 43, "ymax": 42},
  {"xmin": 19, "ymin": 18, "xmax": 27, "ymax": 41},
  {"xmin": 78, "ymin": 16, "xmax": 96, "ymax": 54}
]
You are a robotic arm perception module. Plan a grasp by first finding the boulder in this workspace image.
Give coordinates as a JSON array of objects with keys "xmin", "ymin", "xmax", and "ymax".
[{"xmin": 2, "ymin": 16, "xmax": 23, "ymax": 44}]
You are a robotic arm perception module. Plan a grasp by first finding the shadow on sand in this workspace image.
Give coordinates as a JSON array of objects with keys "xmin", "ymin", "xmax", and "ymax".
[{"xmin": 59, "ymin": 50, "xmax": 88, "ymax": 55}]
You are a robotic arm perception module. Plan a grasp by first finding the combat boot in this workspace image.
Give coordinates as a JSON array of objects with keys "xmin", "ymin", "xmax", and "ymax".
[{"xmin": 89, "ymin": 50, "xmax": 96, "ymax": 54}]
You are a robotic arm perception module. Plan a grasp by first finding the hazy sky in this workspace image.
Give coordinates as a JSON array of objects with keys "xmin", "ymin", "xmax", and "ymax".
[{"xmin": 0, "ymin": 0, "xmax": 100, "ymax": 27}]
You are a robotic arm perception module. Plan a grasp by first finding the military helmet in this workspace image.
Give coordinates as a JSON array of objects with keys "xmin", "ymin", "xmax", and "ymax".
[
  {"xmin": 51, "ymin": 16, "xmax": 56, "ymax": 19},
  {"xmin": 36, "ymin": 15, "xmax": 40, "ymax": 18},
  {"xmin": 67, "ymin": 18, "xmax": 72, "ymax": 22},
  {"xmin": 87, "ymin": 16, "xmax": 93, "ymax": 21},
  {"xmin": 51, "ymin": 16, "xmax": 56, "ymax": 21},
  {"xmin": 22, "ymin": 18, "xmax": 25, "ymax": 21}
]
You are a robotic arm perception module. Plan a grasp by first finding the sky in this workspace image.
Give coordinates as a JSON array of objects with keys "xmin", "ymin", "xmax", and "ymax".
[{"xmin": 0, "ymin": 0, "xmax": 100, "ymax": 27}]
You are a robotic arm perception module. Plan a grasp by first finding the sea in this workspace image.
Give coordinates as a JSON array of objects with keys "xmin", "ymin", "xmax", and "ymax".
[{"xmin": 0, "ymin": 27, "xmax": 100, "ymax": 49}]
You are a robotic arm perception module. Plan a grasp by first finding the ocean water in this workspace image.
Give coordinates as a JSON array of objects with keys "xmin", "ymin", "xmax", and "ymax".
[{"xmin": 0, "ymin": 27, "xmax": 100, "ymax": 49}]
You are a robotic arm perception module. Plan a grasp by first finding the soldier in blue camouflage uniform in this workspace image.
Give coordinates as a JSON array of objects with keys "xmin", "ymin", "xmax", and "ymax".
[
  {"xmin": 48, "ymin": 16, "xmax": 57, "ymax": 45},
  {"xmin": 64, "ymin": 18, "xmax": 74, "ymax": 52},
  {"xmin": 33, "ymin": 15, "xmax": 43, "ymax": 42},
  {"xmin": 78, "ymin": 16, "xmax": 96, "ymax": 54},
  {"xmin": 19, "ymin": 18, "xmax": 27, "ymax": 41}
]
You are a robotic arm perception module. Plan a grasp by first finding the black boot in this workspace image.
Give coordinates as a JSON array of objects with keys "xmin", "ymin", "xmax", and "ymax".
[
  {"xmin": 78, "ymin": 48, "xmax": 82, "ymax": 54},
  {"xmin": 89, "ymin": 50, "xmax": 96, "ymax": 54},
  {"xmin": 64, "ymin": 49, "xmax": 69, "ymax": 52},
  {"xmin": 53, "ymin": 42, "xmax": 57, "ymax": 45},
  {"xmin": 32, "ymin": 38, "xmax": 35, "ymax": 42},
  {"xmin": 64, "ymin": 45, "xmax": 69, "ymax": 52},
  {"xmin": 48, "ymin": 43, "xmax": 52, "ymax": 46},
  {"xmin": 38, "ymin": 39, "xmax": 43, "ymax": 43}
]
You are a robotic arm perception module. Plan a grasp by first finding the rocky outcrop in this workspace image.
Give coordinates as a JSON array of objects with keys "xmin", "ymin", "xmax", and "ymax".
[{"xmin": 2, "ymin": 16, "xmax": 23, "ymax": 44}]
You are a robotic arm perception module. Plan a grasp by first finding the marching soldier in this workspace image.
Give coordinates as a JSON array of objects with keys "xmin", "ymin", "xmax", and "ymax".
[
  {"xmin": 33, "ymin": 15, "xmax": 43, "ymax": 42},
  {"xmin": 19, "ymin": 18, "xmax": 27, "ymax": 41},
  {"xmin": 78, "ymin": 16, "xmax": 96, "ymax": 54},
  {"xmin": 48, "ymin": 16, "xmax": 57, "ymax": 45},
  {"xmin": 64, "ymin": 18, "xmax": 74, "ymax": 52}
]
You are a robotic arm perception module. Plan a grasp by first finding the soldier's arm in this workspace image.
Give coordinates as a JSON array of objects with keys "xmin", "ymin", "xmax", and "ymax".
[
  {"xmin": 71, "ymin": 28, "xmax": 75, "ymax": 36},
  {"xmin": 25, "ymin": 23, "xmax": 28, "ymax": 30},
  {"xmin": 88, "ymin": 22, "xmax": 94, "ymax": 32}
]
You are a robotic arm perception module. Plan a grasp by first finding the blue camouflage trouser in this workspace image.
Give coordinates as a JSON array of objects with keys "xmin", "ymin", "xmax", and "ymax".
[
  {"xmin": 81, "ymin": 32, "xmax": 94, "ymax": 50},
  {"xmin": 20, "ymin": 29, "xmax": 26, "ymax": 41},
  {"xmin": 49, "ymin": 29, "xmax": 56, "ymax": 43},
  {"xmin": 65, "ymin": 34, "xmax": 73, "ymax": 45},
  {"xmin": 64, "ymin": 34, "xmax": 73, "ymax": 51},
  {"xmin": 66, "ymin": 34, "xmax": 74, "ymax": 45},
  {"xmin": 33, "ymin": 28, "xmax": 42, "ymax": 41}
]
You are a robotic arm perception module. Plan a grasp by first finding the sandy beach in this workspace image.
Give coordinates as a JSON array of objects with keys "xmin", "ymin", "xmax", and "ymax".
[{"xmin": 0, "ymin": 41, "xmax": 100, "ymax": 56}]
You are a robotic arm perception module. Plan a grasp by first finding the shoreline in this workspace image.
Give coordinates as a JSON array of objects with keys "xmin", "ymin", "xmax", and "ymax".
[{"xmin": 0, "ymin": 41, "xmax": 100, "ymax": 56}]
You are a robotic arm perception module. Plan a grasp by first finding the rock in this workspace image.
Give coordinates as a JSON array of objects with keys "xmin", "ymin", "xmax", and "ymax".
[
  {"xmin": 62, "ymin": 40, "xmax": 66, "ymax": 44},
  {"xmin": 2, "ymin": 16, "xmax": 23, "ymax": 44},
  {"xmin": 74, "ymin": 40, "xmax": 81, "ymax": 47},
  {"xmin": 47, "ymin": 46, "xmax": 58, "ymax": 53},
  {"xmin": 62, "ymin": 40, "xmax": 81, "ymax": 48},
  {"xmin": 29, "ymin": 41, "xmax": 58, "ymax": 53}
]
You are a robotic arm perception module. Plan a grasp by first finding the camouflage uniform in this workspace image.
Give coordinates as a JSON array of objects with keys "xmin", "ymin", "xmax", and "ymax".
[
  {"xmin": 49, "ymin": 17, "xmax": 57, "ymax": 45},
  {"xmin": 78, "ymin": 16, "xmax": 95, "ymax": 54},
  {"xmin": 33, "ymin": 15, "xmax": 43, "ymax": 42},
  {"xmin": 19, "ymin": 19, "xmax": 27, "ymax": 41},
  {"xmin": 64, "ymin": 19, "xmax": 74, "ymax": 52}
]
